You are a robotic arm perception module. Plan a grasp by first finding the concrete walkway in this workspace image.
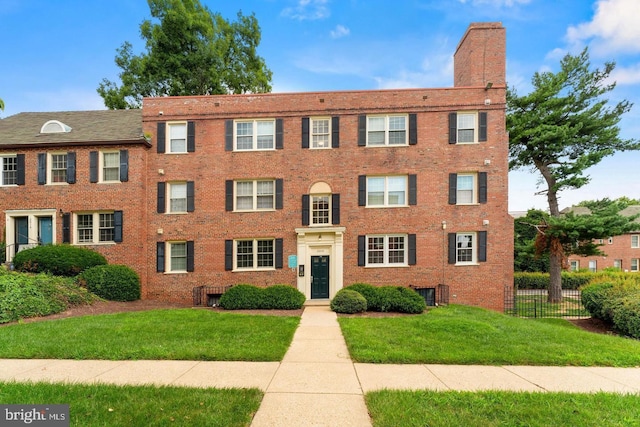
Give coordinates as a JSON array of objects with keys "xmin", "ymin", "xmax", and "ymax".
[{"xmin": 1, "ymin": 306, "xmax": 640, "ymax": 426}]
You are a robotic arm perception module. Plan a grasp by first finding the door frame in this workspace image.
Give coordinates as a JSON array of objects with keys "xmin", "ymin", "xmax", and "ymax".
[
  {"xmin": 310, "ymin": 254, "xmax": 330, "ymax": 299},
  {"xmin": 5, "ymin": 209, "xmax": 57, "ymax": 262},
  {"xmin": 295, "ymin": 227, "xmax": 345, "ymax": 301}
]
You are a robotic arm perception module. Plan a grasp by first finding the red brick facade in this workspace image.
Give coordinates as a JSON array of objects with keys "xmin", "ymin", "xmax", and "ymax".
[{"xmin": 1, "ymin": 23, "xmax": 512, "ymax": 311}]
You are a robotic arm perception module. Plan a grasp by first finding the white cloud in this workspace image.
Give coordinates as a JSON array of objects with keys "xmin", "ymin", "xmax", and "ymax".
[
  {"xmin": 609, "ymin": 63, "xmax": 640, "ymax": 85},
  {"xmin": 566, "ymin": 0, "xmax": 640, "ymax": 56},
  {"xmin": 330, "ymin": 25, "xmax": 350, "ymax": 39},
  {"xmin": 281, "ymin": 0, "xmax": 330, "ymax": 21}
]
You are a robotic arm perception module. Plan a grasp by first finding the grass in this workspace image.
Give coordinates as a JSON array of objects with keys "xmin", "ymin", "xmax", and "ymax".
[
  {"xmin": 512, "ymin": 294, "xmax": 590, "ymax": 318},
  {"xmin": 0, "ymin": 381, "xmax": 262, "ymax": 427},
  {"xmin": 0, "ymin": 309, "xmax": 299, "ymax": 361},
  {"xmin": 366, "ymin": 390, "xmax": 640, "ymax": 427},
  {"xmin": 338, "ymin": 305, "xmax": 640, "ymax": 366}
]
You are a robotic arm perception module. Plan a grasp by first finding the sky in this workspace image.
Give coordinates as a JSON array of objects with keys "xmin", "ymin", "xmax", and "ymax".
[{"xmin": 1, "ymin": 0, "xmax": 639, "ymax": 212}]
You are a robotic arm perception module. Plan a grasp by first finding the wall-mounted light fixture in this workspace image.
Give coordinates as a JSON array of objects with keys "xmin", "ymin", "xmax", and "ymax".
[
  {"xmin": 485, "ymin": 82, "xmax": 493, "ymax": 90},
  {"xmin": 441, "ymin": 221, "xmax": 447, "ymax": 230}
]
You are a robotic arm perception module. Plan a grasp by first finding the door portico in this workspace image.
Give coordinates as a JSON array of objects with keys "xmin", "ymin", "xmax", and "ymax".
[{"xmin": 295, "ymin": 227, "xmax": 345, "ymax": 301}]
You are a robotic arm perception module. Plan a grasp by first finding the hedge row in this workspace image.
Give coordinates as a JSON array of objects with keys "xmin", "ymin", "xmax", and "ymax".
[
  {"xmin": 515, "ymin": 272, "xmax": 596, "ymax": 290},
  {"xmin": 13, "ymin": 244, "xmax": 107, "ymax": 277},
  {"xmin": 332, "ymin": 283, "xmax": 426, "ymax": 314},
  {"xmin": 581, "ymin": 275, "xmax": 640, "ymax": 339},
  {"xmin": 219, "ymin": 284, "xmax": 306, "ymax": 310}
]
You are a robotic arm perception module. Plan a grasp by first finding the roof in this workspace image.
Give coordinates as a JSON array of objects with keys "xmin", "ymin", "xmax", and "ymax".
[
  {"xmin": 620, "ymin": 205, "xmax": 640, "ymax": 223},
  {"xmin": 0, "ymin": 109, "xmax": 148, "ymax": 148}
]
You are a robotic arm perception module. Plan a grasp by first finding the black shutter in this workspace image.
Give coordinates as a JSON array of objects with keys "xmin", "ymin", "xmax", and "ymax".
[
  {"xmin": 157, "ymin": 182, "xmax": 166, "ymax": 213},
  {"xmin": 114, "ymin": 210, "xmax": 123, "ymax": 243},
  {"xmin": 478, "ymin": 231, "xmax": 487, "ymax": 262},
  {"xmin": 187, "ymin": 181, "xmax": 195, "ymax": 212},
  {"xmin": 448, "ymin": 233, "xmax": 457, "ymax": 264},
  {"xmin": 89, "ymin": 151, "xmax": 98, "ymax": 183},
  {"xmin": 187, "ymin": 121, "xmax": 196, "ymax": 152},
  {"xmin": 275, "ymin": 238, "xmax": 283, "ymax": 269},
  {"xmin": 358, "ymin": 115, "xmax": 367, "ymax": 146},
  {"xmin": 225, "ymin": 120, "xmax": 234, "ymax": 151},
  {"xmin": 449, "ymin": 173, "xmax": 457, "ymax": 205},
  {"xmin": 37, "ymin": 153, "xmax": 46, "ymax": 185},
  {"xmin": 358, "ymin": 235, "xmax": 366, "ymax": 266},
  {"xmin": 66, "ymin": 152, "xmax": 76, "ymax": 184},
  {"xmin": 276, "ymin": 179, "xmax": 283, "ymax": 210},
  {"xmin": 478, "ymin": 112, "xmax": 487, "ymax": 142},
  {"xmin": 225, "ymin": 180, "xmax": 234, "ymax": 211},
  {"xmin": 408, "ymin": 234, "xmax": 416, "ymax": 265},
  {"xmin": 157, "ymin": 242, "xmax": 165, "ymax": 272},
  {"xmin": 409, "ymin": 113, "xmax": 417, "ymax": 145},
  {"xmin": 62, "ymin": 213, "xmax": 70, "ymax": 243},
  {"xmin": 332, "ymin": 193, "xmax": 340, "ymax": 225},
  {"xmin": 157, "ymin": 122, "xmax": 166, "ymax": 153},
  {"xmin": 409, "ymin": 174, "xmax": 417, "ymax": 206},
  {"xmin": 16, "ymin": 154, "xmax": 25, "ymax": 185},
  {"xmin": 301, "ymin": 118, "xmax": 310, "ymax": 149},
  {"xmin": 449, "ymin": 113, "xmax": 457, "ymax": 144},
  {"xmin": 358, "ymin": 175, "xmax": 367, "ymax": 206},
  {"xmin": 187, "ymin": 240, "xmax": 195, "ymax": 272},
  {"xmin": 478, "ymin": 172, "xmax": 488, "ymax": 204},
  {"xmin": 332, "ymin": 116, "xmax": 340, "ymax": 148},
  {"xmin": 302, "ymin": 195, "xmax": 310, "ymax": 226},
  {"xmin": 120, "ymin": 150, "xmax": 129, "ymax": 182},
  {"xmin": 276, "ymin": 118, "xmax": 284, "ymax": 149},
  {"xmin": 225, "ymin": 240, "xmax": 233, "ymax": 271}
]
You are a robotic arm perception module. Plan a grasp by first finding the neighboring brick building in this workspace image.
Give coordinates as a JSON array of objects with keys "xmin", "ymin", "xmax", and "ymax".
[
  {"xmin": 1, "ymin": 22, "xmax": 512, "ymax": 311},
  {"xmin": 567, "ymin": 206, "xmax": 640, "ymax": 272}
]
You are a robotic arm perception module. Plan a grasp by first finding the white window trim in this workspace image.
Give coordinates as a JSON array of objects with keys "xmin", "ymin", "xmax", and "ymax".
[
  {"xmin": 234, "ymin": 180, "xmax": 275, "ymax": 212},
  {"xmin": 631, "ymin": 259, "xmax": 639, "ymax": 272},
  {"xmin": 166, "ymin": 122, "xmax": 188, "ymax": 154},
  {"xmin": 168, "ymin": 182, "xmax": 188, "ymax": 214},
  {"xmin": 365, "ymin": 234, "xmax": 408, "ymax": 267},
  {"xmin": 366, "ymin": 114, "xmax": 408, "ymax": 147},
  {"xmin": 234, "ymin": 119, "xmax": 276, "ymax": 151},
  {"xmin": 48, "ymin": 152, "xmax": 68, "ymax": 185},
  {"xmin": 455, "ymin": 232, "xmax": 478, "ymax": 265},
  {"xmin": 310, "ymin": 117, "xmax": 332, "ymax": 150},
  {"xmin": 632, "ymin": 235, "xmax": 640, "ymax": 248},
  {"xmin": 166, "ymin": 241, "xmax": 188, "ymax": 273},
  {"xmin": 0, "ymin": 154, "xmax": 18, "ymax": 187},
  {"xmin": 456, "ymin": 111, "xmax": 479, "ymax": 144},
  {"xmin": 456, "ymin": 173, "xmax": 478, "ymax": 205},
  {"xmin": 233, "ymin": 238, "xmax": 276, "ymax": 271},
  {"xmin": 74, "ymin": 212, "xmax": 116, "ymax": 245},
  {"xmin": 588, "ymin": 260, "xmax": 597, "ymax": 273},
  {"xmin": 310, "ymin": 194, "xmax": 331, "ymax": 226},
  {"xmin": 570, "ymin": 260, "xmax": 580, "ymax": 271},
  {"xmin": 366, "ymin": 175, "xmax": 408, "ymax": 208},
  {"xmin": 100, "ymin": 151, "xmax": 120, "ymax": 183}
]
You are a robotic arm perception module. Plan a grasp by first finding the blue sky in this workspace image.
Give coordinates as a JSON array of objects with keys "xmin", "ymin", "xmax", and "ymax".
[{"xmin": 1, "ymin": 0, "xmax": 639, "ymax": 211}]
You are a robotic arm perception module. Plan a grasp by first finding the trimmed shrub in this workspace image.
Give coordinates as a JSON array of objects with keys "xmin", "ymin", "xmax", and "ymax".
[
  {"xmin": 262, "ymin": 285, "xmax": 306, "ymax": 309},
  {"xmin": 346, "ymin": 283, "xmax": 382, "ymax": 311},
  {"xmin": 514, "ymin": 272, "xmax": 592, "ymax": 290},
  {"xmin": 331, "ymin": 289, "xmax": 367, "ymax": 314},
  {"xmin": 611, "ymin": 294, "xmax": 640, "ymax": 339},
  {"xmin": 219, "ymin": 284, "xmax": 263, "ymax": 310},
  {"xmin": 581, "ymin": 282, "xmax": 614, "ymax": 321},
  {"xmin": 377, "ymin": 286, "xmax": 426, "ymax": 314},
  {"xmin": 78, "ymin": 265, "xmax": 140, "ymax": 301},
  {"xmin": 13, "ymin": 244, "xmax": 107, "ymax": 276}
]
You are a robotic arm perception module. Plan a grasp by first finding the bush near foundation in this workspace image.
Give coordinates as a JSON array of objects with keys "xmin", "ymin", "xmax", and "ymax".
[
  {"xmin": 330, "ymin": 289, "xmax": 367, "ymax": 314},
  {"xmin": 342, "ymin": 283, "xmax": 426, "ymax": 314},
  {"xmin": 219, "ymin": 284, "xmax": 305, "ymax": 310},
  {"xmin": 78, "ymin": 265, "xmax": 140, "ymax": 302},
  {"xmin": 346, "ymin": 283, "xmax": 382, "ymax": 311},
  {"xmin": 13, "ymin": 244, "xmax": 107, "ymax": 277}
]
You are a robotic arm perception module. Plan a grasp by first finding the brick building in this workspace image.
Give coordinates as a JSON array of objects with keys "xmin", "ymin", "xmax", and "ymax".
[
  {"xmin": 1, "ymin": 22, "xmax": 512, "ymax": 311},
  {"xmin": 566, "ymin": 206, "xmax": 640, "ymax": 272}
]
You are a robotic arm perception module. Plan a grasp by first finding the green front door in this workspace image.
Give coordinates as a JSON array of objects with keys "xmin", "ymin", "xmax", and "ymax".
[
  {"xmin": 311, "ymin": 255, "xmax": 330, "ymax": 299},
  {"xmin": 15, "ymin": 217, "xmax": 29, "ymax": 252}
]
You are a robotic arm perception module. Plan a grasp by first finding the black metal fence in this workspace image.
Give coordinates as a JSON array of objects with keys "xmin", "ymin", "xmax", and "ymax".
[{"xmin": 504, "ymin": 286, "xmax": 590, "ymax": 318}]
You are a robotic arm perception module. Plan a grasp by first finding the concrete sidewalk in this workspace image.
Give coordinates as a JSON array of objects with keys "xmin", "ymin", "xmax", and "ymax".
[{"xmin": 1, "ymin": 306, "xmax": 640, "ymax": 426}]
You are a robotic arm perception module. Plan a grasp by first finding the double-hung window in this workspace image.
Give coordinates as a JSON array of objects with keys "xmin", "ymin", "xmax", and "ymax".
[
  {"xmin": 102, "ymin": 152, "xmax": 120, "ymax": 182},
  {"xmin": 169, "ymin": 123, "xmax": 187, "ymax": 153},
  {"xmin": 456, "ymin": 233, "xmax": 475, "ymax": 263},
  {"xmin": 449, "ymin": 172, "xmax": 487, "ymax": 205},
  {"xmin": 170, "ymin": 242, "xmax": 188, "ymax": 271},
  {"xmin": 1, "ymin": 155, "xmax": 17, "ymax": 185},
  {"xmin": 312, "ymin": 195, "xmax": 330, "ymax": 225},
  {"xmin": 311, "ymin": 118, "xmax": 330, "ymax": 149},
  {"xmin": 631, "ymin": 259, "xmax": 639, "ymax": 272},
  {"xmin": 235, "ymin": 180, "xmax": 275, "ymax": 211},
  {"xmin": 632, "ymin": 235, "xmax": 640, "ymax": 248},
  {"xmin": 50, "ymin": 153, "xmax": 68, "ymax": 183},
  {"xmin": 456, "ymin": 174, "xmax": 475, "ymax": 204},
  {"xmin": 235, "ymin": 239, "xmax": 274, "ymax": 270},
  {"xmin": 157, "ymin": 182, "xmax": 194, "ymax": 214},
  {"xmin": 75, "ymin": 212, "xmax": 119, "ymax": 244},
  {"xmin": 449, "ymin": 112, "xmax": 487, "ymax": 144},
  {"xmin": 570, "ymin": 260, "xmax": 580, "ymax": 271},
  {"xmin": 448, "ymin": 231, "xmax": 487, "ymax": 265},
  {"xmin": 157, "ymin": 241, "xmax": 194, "ymax": 273},
  {"xmin": 169, "ymin": 183, "xmax": 188, "ymax": 213},
  {"xmin": 367, "ymin": 235, "xmax": 407, "ymax": 266},
  {"xmin": 367, "ymin": 176, "xmax": 407, "ymax": 206},
  {"xmin": 367, "ymin": 115, "xmax": 407, "ymax": 146},
  {"xmin": 236, "ymin": 120, "xmax": 275, "ymax": 150}
]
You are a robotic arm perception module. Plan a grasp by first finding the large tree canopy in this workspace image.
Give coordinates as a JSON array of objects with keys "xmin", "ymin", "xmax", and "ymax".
[
  {"xmin": 507, "ymin": 48, "xmax": 640, "ymax": 301},
  {"xmin": 98, "ymin": 0, "xmax": 272, "ymax": 109}
]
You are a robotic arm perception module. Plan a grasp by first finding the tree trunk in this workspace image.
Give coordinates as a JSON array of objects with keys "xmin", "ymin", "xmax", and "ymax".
[{"xmin": 548, "ymin": 237, "xmax": 563, "ymax": 303}]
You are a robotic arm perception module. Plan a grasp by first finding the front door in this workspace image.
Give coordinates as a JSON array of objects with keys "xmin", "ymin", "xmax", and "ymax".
[
  {"xmin": 15, "ymin": 217, "xmax": 29, "ymax": 252},
  {"xmin": 311, "ymin": 255, "xmax": 330, "ymax": 299},
  {"xmin": 38, "ymin": 217, "xmax": 53, "ymax": 245}
]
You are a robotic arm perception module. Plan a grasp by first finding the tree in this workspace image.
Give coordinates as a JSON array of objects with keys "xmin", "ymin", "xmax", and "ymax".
[
  {"xmin": 507, "ymin": 48, "xmax": 640, "ymax": 302},
  {"xmin": 514, "ymin": 209, "xmax": 550, "ymax": 272},
  {"xmin": 0, "ymin": 97, "xmax": 4, "ymax": 111},
  {"xmin": 97, "ymin": 0, "xmax": 272, "ymax": 109}
]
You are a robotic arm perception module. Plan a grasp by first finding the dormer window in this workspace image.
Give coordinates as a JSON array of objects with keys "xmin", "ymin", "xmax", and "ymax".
[{"xmin": 40, "ymin": 120, "xmax": 72, "ymax": 134}]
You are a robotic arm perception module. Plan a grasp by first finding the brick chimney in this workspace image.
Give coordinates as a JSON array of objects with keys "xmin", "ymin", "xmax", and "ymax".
[{"xmin": 454, "ymin": 22, "xmax": 506, "ymax": 88}]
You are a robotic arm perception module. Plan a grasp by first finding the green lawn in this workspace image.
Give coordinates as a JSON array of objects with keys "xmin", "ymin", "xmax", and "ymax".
[
  {"xmin": 366, "ymin": 390, "xmax": 640, "ymax": 427},
  {"xmin": 0, "ymin": 381, "xmax": 261, "ymax": 427},
  {"xmin": 0, "ymin": 309, "xmax": 299, "ymax": 361},
  {"xmin": 338, "ymin": 305, "xmax": 640, "ymax": 366}
]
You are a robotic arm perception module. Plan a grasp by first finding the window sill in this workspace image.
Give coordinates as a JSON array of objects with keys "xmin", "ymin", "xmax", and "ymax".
[
  {"xmin": 233, "ymin": 209, "xmax": 276, "ymax": 213},
  {"xmin": 232, "ymin": 267, "xmax": 276, "ymax": 272},
  {"xmin": 98, "ymin": 181, "xmax": 122, "ymax": 185},
  {"xmin": 364, "ymin": 264, "xmax": 409, "ymax": 268},
  {"xmin": 365, "ymin": 144, "xmax": 409, "ymax": 148},
  {"xmin": 164, "ymin": 152, "xmax": 189, "ymax": 155},
  {"xmin": 164, "ymin": 271, "xmax": 188, "ymax": 275},
  {"xmin": 454, "ymin": 262, "xmax": 479, "ymax": 266},
  {"xmin": 0, "ymin": 184, "xmax": 18, "ymax": 188},
  {"xmin": 165, "ymin": 211, "xmax": 189, "ymax": 215},
  {"xmin": 365, "ymin": 205, "xmax": 410, "ymax": 209},
  {"xmin": 74, "ymin": 242, "xmax": 117, "ymax": 246}
]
